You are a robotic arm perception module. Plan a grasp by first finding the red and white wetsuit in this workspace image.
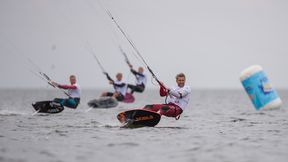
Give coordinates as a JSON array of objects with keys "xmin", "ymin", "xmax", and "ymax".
[
  {"xmin": 144, "ymin": 84, "xmax": 191, "ymax": 118},
  {"xmin": 58, "ymin": 83, "xmax": 81, "ymax": 98}
]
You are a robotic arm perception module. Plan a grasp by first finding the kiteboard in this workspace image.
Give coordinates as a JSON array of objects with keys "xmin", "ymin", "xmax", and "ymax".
[
  {"xmin": 117, "ymin": 109, "xmax": 161, "ymax": 128},
  {"xmin": 123, "ymin": 93, "xmax": 135, "ymax": 103},
  {"xmin": 32, "ymin": 101, "xmax": 64, "ymax": 114},
  {"xmin": 88, "ymin": 97, "xmax": 118, "ymax": 108}
]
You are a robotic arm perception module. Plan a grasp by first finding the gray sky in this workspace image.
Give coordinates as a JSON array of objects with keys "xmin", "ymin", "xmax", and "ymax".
[{"xmin": 0, "ymin": 0, "xmax": 287, "ymax": 89}]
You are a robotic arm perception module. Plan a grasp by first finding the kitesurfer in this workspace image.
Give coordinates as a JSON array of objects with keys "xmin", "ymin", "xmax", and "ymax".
[
  {"xmin": 101, "ymin": 72, "xmax": 127, "ymax": 101},
  {"xmin": 144, "ymin": 73, "xmax": 191, "ymax": 119},
  {"xmin": 127, "ymin": 63, "xmax": 147, "ymax": 94},
  {"xmin": 51, "ymin": 75, "xmax": 81, "ymax": 109}
]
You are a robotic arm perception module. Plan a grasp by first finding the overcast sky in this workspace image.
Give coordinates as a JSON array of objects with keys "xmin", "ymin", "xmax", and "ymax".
[{"xmin": 0, "ymin": 0, "xmax": 287, "ymax": 89}]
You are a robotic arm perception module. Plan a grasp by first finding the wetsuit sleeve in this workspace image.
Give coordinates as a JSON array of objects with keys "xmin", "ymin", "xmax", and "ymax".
[
  {"xmin": 58, "ymin": 84, "xmax": 77, "ymax": 90},
  {"xmin": 169, "ymin": 90, "xmax": 181, "ymax": 98},
  {"xmin": 113, "ymin": 83, "xmax": 126, "ymax": 87},
  {"xmin": 169, "ymin": 88, "xmax": 191, "ymax": 98},
  {"xmin": 131, "ymin": 69, "xmax": 145, "ymax": 77},
  {"xmin": 130, "ymin": 69, "xmax": 137, "ymax": 75}
]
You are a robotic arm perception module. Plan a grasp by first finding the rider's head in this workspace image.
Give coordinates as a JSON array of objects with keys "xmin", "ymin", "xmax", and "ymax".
[
  {"xmin": 116, "ymin": 73, "xmax": 123, "ymax": 81},
  {"xmin": 138, "ymin": 67, "xmax": 144, "ymax": 73},
  {"xmin": 176, "ymin": 73, "xmax": 185, "ymax": 88},
  {"xmin": 70, "ymin": 75, "xmax": 76, "ymax": 84}
]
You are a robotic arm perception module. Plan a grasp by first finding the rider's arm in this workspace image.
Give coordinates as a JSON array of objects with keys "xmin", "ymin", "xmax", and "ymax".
[
  {"xmin": 58, "ymin": 84, "xmax": 77, "ymax": 90},
  {"xmin": 104, "ymin": 73, "xmax": 114, "ymax": 82},
  {"xmin": 169, "ymin": 88, "xmax": 190, "ymax": 98}
]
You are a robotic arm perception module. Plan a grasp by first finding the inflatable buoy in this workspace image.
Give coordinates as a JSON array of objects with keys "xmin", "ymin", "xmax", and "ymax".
[{"xmin": 240, "ymin": 65, "xmax": 282, "ymax": 110}]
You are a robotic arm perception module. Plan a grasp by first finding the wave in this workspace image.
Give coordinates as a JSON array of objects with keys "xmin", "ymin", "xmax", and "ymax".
[{"xmin": 0, "ymin": 110, "xmax": 27, "ymax": 116}]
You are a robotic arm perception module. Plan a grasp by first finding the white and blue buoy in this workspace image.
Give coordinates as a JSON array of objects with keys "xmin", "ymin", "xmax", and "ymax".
[{"xmin": 240, "ymin": 65, "xmax": 282, "ymax": 110}]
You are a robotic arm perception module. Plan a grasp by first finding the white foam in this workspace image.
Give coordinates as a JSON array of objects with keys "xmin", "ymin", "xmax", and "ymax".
[{"xmin": 0, "ymin": 110, "xmax": 27, "ymax": 116}]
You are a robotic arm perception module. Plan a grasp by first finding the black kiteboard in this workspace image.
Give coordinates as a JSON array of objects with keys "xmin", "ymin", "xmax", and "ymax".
[
  {"xmin": 32, "ymin": 101, "xmax": 64, "ymax": 114},
  {"xmin": 117, "ymin": 109, "xmax": 161, "ymax": 128},
  {"xmin": 88, "ymin": 97, "xmax": 118, "ymax": 108}
]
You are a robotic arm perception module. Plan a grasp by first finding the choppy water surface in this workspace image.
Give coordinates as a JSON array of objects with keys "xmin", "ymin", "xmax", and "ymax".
[{"xmin": 0, "ymin": 89, "xmax": 287, "ymax": 162}]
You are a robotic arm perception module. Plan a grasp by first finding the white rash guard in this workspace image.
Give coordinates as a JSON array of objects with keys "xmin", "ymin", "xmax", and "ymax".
[
  {"xmin": 114, "ymin": 80, "xmax": 127, "ymax": 96},
  {"xmin": 136, "ymin": 73, "xmax": 147, "ymax": 86},
  {"xmin": 131, "ymin": 69, "xmax": 147, "ymax": 86},
  {"xmin": 167, "ymin": 85, "xmax": 191, "ymax": 110},
  {"xmin": 67, "ymin": 84, "xmax": 81, "ymax": 98}
]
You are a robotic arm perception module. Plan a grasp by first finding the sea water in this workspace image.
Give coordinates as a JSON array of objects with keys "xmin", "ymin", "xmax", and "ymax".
[{"xmin": 0, "ymin": 89, "xmax": 288, "ymax": 162}]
